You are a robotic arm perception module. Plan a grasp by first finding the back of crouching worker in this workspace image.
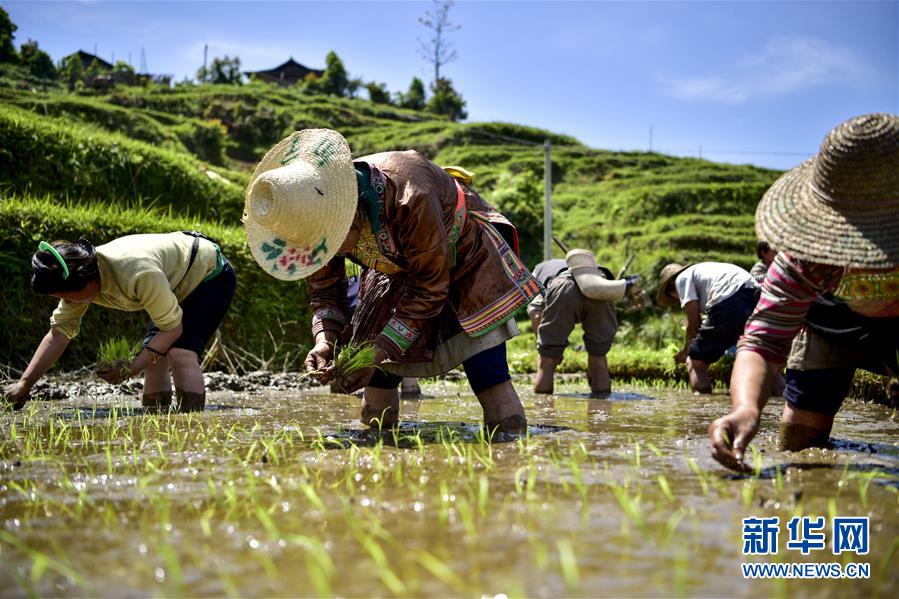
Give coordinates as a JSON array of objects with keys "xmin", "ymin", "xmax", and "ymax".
[
  {"xmin": 2, "ymin": 232, "xmax": 236, "ymax": 413},
  {"xmin": 528, "ymin": 249, "xmax": 639, "ymax": 395}
]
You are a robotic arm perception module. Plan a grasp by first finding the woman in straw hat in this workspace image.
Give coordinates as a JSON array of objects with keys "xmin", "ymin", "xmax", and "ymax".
[
  {"xmin": 709, "ymin": 113, "xmax": 899, "ymax": 471},
  {"xmin": 243, "ymin": 129, "xmax": 541, "ymax": 434},
  {"xmin": 2, "ymin": 233, "xmax": 235, "ymax": 412}
]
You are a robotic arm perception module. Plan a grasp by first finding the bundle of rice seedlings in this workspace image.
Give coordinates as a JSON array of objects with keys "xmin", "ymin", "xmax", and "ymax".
[
  {"xmin": 331, "ymin": 341, "xmax": 380, "ymax": 380},
  {"xmin": 97, "ymin": 337, "xmax": 141, "ymax": 371}
]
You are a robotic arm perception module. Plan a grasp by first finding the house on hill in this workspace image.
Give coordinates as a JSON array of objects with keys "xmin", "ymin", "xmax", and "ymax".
[
  {"xmin": 64, "ymin": 50, "xmax": 114, "ymax": 71},
  {"xmin": 246, "ymin": 58, "xmax": 324, "ymax": 86}
]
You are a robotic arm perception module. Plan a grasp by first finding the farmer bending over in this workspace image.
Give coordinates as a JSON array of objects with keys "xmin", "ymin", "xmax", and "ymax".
[
  {"xmin": 657, "ymin": 261, "xmax": 776, "ymax": 394},
  {"xmin": 527, "ymin": 249, "xmax": 640, "ymax": 395},
  {"xmin": 2, "ymin": 233, "xmax": 235, "ymax": 412},
  {"xmin": 242, "ymin": 129, "xmax": 541, "ymax": 434},
  {"xmin": 709, "ymin": 113, "xmax": 899, "ymax": 470}
]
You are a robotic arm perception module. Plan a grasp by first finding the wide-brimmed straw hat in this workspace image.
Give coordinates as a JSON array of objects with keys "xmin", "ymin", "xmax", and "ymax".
[
  {"xmin": 243, "ymin": 129, "xmax": 356, "ymax": 280},
  {"xmin": 656, "ymin": 263, "xmax": 690, "ymax": 307},
  {"xmin": 756, "ymin": 113, "xmax": 899, "ymax": 269}
]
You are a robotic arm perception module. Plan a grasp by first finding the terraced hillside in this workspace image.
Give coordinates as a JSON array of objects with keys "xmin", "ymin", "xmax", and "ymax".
[{"xmin": 0, "ymin": 80, "xmax": 780, "ymax": 370}]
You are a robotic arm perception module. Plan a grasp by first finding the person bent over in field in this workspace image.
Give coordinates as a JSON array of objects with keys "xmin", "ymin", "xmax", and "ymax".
[
  {"xmin": 709, "ymin": 113, "xmax": 899, "ymax": 470},
  {"xmin": 657, "ymin": 261, "xmax": 781, "ymax": 394},
  {"xmin": 528, "ymin": 249, "xmax": 640, "ymax": 396},
  {"xmin": 2, "ymin": 233, "xmax": 235, "ymax": 413},
  {"xmin": 242, "ymin": 129, "xmax": 541, "ymax": 435}
]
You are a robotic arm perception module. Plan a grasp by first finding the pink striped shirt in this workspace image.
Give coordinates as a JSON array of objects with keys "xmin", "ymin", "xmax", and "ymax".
[{"xmin": 738, "ymin": 252, "xmax": 899, "ymax": 364}]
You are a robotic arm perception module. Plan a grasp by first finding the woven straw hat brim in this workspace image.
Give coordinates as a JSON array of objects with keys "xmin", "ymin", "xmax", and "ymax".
[
  {"xmin": 656, "ymin": 263, "xmax": 690, "ymax": 307},
  {"xmin": 244, "ymin": 129, "xmax": 357, "ymax": 281},
  {"xmin": 756, "ymin": 160, "xmax": 899, "ymax": 269}
]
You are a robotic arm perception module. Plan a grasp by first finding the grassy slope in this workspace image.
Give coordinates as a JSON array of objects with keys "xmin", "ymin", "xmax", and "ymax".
[{"xmin": 0, "ymin": 80, "xmax": 808, "ymax": 386}]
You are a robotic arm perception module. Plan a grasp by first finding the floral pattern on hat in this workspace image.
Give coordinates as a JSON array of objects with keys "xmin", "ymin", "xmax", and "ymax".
[{"xmin": 259, "ymin": 236, "xmax": 330, "ymax": 276}]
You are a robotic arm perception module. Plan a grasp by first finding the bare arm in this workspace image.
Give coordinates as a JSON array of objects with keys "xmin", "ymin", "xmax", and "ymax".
[
  {"xmin": 675, "ymin": 300, "xmax": 701, "ymax": 362},
  {"xmin": 708, "ymin": 351, "xmax": 778, "ymax": 470},
  {"xmin": 2, "ymin": 329, "xmax": 70, "ymax": 408},
  {"xmin": 129, "ymin": 324, "xmax": 184, "ymax": 375}
]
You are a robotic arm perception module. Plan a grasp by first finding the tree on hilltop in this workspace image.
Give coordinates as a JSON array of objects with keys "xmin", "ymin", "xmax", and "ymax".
[
  {"xmin": 112, "ymin": 60, "xmax": 137, "ymax": 85},
  {"xmin": 426, "ymin": 77, "xmax": 466, "ymax": 121},
  {"xmin": 397, "ymin": 77, "xmax": 426, "ymax": 110},
  {"xmin": 0, "ymin": 6, "xmax": 18, "ymax": 63},
  {"xmin": 418, "ymin": 0, "xmax": 460, "ymax": 89},
  {"xmin": 197, "ymin": 55, "xmax": 242, "ymax": 85},
  {"xmin": 20, "ymin": 39, "xmax": 56, "ymax": 79},
  {"xmin": 365, "ymin": 81, "xmax": 392, "ymax": 104},
  {"xmin": 319, "ymin": 50, "xmax": 350, "ymax": 97}
]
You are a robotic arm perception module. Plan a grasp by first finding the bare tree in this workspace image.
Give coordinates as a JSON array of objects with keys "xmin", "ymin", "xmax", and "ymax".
[{"xmin": 418, "ymin": 0, "xmax": 460, "ymax": 88}]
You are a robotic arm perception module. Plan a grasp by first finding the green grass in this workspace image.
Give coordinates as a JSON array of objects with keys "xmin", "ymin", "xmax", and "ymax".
[{"xmin": 0, "ymin": 105, "xmax": 246, "ymax": 220}]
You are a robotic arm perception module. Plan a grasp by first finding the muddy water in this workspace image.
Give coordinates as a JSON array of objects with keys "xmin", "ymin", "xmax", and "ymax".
[{"xmin": 1, "ymin": 380, "xmax": 897, "ymax": 597}]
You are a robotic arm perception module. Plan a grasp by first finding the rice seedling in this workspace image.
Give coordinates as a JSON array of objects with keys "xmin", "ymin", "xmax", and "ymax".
[
  {"xmin": 330, "ymin": 341, "xmax": 380, "ymax": 381},
  {"xmin": 96, "ymin": 336, "xmax": 141, "ymax": 371}
]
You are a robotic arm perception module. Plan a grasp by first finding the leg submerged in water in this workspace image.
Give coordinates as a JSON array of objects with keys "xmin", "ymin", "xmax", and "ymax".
[
  {"xmin": 465, "ymin": 343, "xmax": 527, "ymax": 435},
  {"xmin": 142, "ymin": 354, "xmax": 173, "ymax": 411},
  {"xmin": 477, "ymin": 380, "xmax": 527, "ymax": 435},
  {"xmin": 360, "ymin": 386, "xmax": 400, "ymax": 430},
  {"xmin": 168, "ymin": 348, "xmax": 206, "ymax": 413}
]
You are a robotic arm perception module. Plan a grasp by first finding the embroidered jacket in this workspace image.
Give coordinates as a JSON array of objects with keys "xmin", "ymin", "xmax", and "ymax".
[
  {"xmin": 738, "ymin": 251, "xmax": 899, "ymax": 364},
  {"xmin": 306, "ymin": 150, "xmax": 540, "ymax": 360}
]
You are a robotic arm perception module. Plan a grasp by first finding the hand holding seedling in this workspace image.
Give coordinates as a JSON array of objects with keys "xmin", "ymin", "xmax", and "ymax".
[
  {"xmin": 96, "ymin": 360, "xmax": 134, "ymax": 385},
  {"xmin": 305, "ymin": 339, "xmax": 336, "ymax": 384},
  {"xmin": 95, "ymin": 337, "xmax": 139, "ymax": 385},
  {"xmin": 2, "ymin": 382, "xmax": 29, "ymax": 411},
  {"xmin": 334, "ymin": 345, "xmax": 387, "ymax": 393},
  {"xmin": 708, "ymin": 406, "xmax": 759, "ymax": 472}
]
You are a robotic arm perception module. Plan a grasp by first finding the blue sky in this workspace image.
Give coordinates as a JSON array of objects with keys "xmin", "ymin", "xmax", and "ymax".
[{"xmin": 6, "ymin": 1, "xmax": 897, "ymax": 169}]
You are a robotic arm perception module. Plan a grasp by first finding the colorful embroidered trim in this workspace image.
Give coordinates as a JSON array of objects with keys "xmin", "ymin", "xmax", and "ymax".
[
  {"xmin": 352, "ymin": 227, "xmax": 403, "ymax": 274},
  {"xmin": 456, "ymin": 218, "xmax": 543, "ymax": 337},
  {"xmin": 834, "ymin": 269, "xmax": 899, "ymax": 303},
  {"xmin": 380, "ymin": 317, "xmax": 419, "ymax": 353}
]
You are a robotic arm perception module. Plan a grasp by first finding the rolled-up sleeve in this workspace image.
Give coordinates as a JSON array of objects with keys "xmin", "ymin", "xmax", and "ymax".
[
  {"xmin": 50, "ymin": 300, "xmax": 90, "ymax": 339},
  {"xmin": 737, "ymin": 253, "xmax": 842, "ymax": 364},
  {"xmin": 134, "ymin": 271, "xmax": 182, "ymax": 331}
]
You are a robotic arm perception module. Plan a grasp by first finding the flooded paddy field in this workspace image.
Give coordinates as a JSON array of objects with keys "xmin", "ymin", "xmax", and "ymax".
[{"xmin": 1, "ymin": 379, "xmax": 897, "ymax": 597}]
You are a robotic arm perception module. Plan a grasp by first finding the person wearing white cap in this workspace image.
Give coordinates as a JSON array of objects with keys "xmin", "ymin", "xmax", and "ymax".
[
  {"xmin": 709, "ymin": 113, "xmax": 899, "ymax": 471},
  {"xmin": 527, "ymin": 249, "xmax": 640, "ymax": 395},
  {"xmin": 242, "ymin": 129, "xmax": 542, "ymax": 434}
]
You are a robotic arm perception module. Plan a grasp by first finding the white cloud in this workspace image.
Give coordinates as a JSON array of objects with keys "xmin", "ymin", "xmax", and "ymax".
[{"xmin": 663, "ymin": 36, "xmax": 872, "ymax": 104}]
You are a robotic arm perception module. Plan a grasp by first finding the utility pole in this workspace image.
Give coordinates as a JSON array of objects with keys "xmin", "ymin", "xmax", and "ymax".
[
  {"xmin": 544, "ymin": 140, "xmax": 553, "ymax": 261},
  {"xmin": 649, "ymin": 125, "xmax": 653, "ymax": 152},
  {"xmin": 203, "ymin": 44, "xmax": 208, "ymax": 83}
]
